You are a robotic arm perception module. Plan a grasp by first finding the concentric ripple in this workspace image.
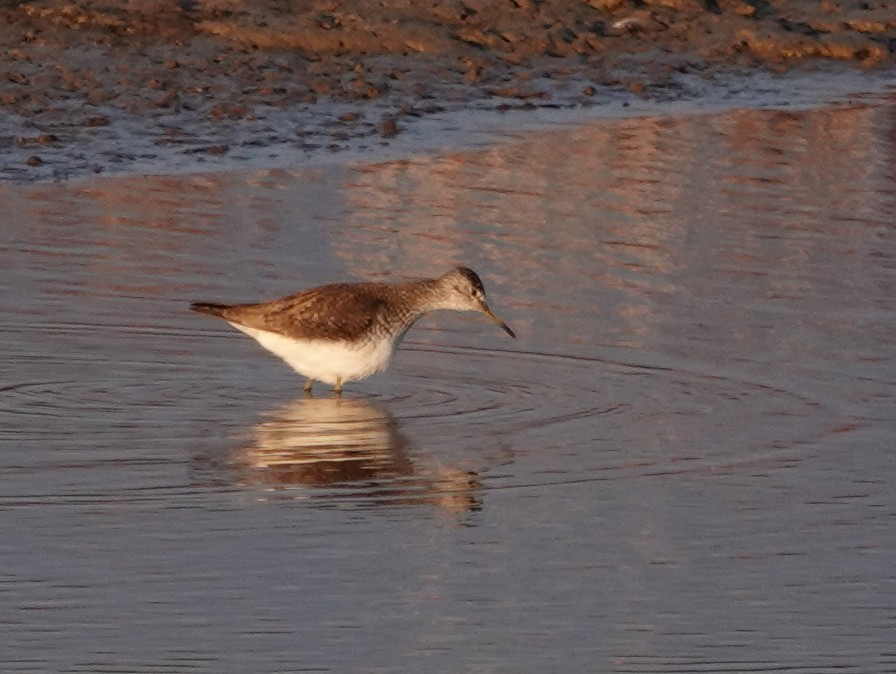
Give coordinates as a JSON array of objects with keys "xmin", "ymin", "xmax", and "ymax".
[{"xmin": 351, "ymin": 339, "xmax": 838, "ymax": 494}]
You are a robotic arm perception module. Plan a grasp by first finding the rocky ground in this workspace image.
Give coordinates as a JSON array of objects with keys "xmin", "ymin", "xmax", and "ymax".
[{"xmin": 1, "ymin": 0, "xmax": 894, "ymax": 181}]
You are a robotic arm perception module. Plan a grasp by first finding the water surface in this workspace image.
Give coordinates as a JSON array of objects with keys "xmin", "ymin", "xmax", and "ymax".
[{"xmin": 1, "ymin": 89, "xmax": 895, "ymax": 672}]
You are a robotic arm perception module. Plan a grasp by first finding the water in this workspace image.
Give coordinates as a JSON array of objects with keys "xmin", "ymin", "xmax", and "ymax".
[{"xmin": 2, "ymin": 88, "xmax": 895, "ymax": 672}]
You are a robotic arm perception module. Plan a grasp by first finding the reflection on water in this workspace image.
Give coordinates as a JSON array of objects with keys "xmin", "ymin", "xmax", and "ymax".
[
  {"xmin": 238, "ymin": 398, "xmax": 413, "ymax": 486},
  {"xmin": 340, "ymin": 101, "xmax": 896, "ymax": 359},
  {"xmin": 224, "ymin": 397, "xmax": 481, "ymax": 514},
  {"xmin": 1, "ymin": 83, "xmax": 895, "ymax": 673}
]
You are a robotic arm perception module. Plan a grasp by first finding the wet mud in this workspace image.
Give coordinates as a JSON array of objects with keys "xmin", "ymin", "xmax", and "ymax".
[{"xmin": 1, "ymin": 0, "xmax": 895, "ymax": 181}]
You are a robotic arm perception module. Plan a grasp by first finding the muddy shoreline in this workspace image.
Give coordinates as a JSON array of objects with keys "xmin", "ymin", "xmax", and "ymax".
[{"xmin": 1, "ymin": 0, "xmax": 895, "ymax": 182}]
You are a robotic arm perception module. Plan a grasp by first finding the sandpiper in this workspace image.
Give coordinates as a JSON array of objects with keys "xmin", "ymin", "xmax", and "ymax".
[{"xmin": 191, "ymin": 267, "xmax": 515, "ymax": 394}]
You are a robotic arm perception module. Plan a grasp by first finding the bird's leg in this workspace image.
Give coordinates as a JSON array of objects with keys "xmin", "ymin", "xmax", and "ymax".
[
  {"xmin": 303, "ymin": 378, "xmax": 314, "ymax": 397},
  {"xmin": 333, "ymin": 377, "xmax": 343, "ymax": 396}
]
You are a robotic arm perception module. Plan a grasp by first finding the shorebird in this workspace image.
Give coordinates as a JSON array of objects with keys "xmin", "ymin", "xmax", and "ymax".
[{"xmin": 191, "ymin": 267, "xmax": 515, "ymax": 394}]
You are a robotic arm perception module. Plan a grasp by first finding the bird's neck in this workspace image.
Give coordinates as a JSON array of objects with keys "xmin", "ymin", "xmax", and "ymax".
[{"xmin": 380, "ymin": 279, "xmax": 448, "ymax": 335}]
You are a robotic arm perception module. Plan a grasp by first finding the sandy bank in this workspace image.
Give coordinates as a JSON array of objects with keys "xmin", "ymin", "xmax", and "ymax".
[{"xmin": 1, "ymin": 0, "xmax": 894, "ymax": 181}]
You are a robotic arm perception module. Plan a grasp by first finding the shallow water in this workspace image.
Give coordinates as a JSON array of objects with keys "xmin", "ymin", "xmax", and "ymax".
[{"xmin": 2, "ymin": 89, "xmax": 895, "ymax": 672}]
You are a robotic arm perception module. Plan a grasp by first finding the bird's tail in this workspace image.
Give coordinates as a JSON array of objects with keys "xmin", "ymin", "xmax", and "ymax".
[{"xmin": 190, "ymin": 302, "xmax": 232, "ymax": 318}]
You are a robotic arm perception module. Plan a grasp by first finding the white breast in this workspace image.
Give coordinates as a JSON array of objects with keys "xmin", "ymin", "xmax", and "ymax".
[{"xmin": 230, "ymin": 324, "xmax": 396, "ymax": 386}]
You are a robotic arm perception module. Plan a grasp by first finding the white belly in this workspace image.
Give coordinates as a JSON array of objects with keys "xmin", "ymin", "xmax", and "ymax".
[{"xmin": 231, "ymin": 324, "xmax": 396, "ymax": 385}]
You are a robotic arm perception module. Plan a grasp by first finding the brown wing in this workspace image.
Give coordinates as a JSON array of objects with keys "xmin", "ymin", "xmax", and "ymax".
[{"xmin": 211, "ymin": 283, "xmax": 388, "ymax": 341}]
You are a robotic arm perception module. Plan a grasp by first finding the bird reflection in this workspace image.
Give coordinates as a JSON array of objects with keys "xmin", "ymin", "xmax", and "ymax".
[{"xmin": 231, "ymin": 397, "xmax": 481, "ymax": 514}]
